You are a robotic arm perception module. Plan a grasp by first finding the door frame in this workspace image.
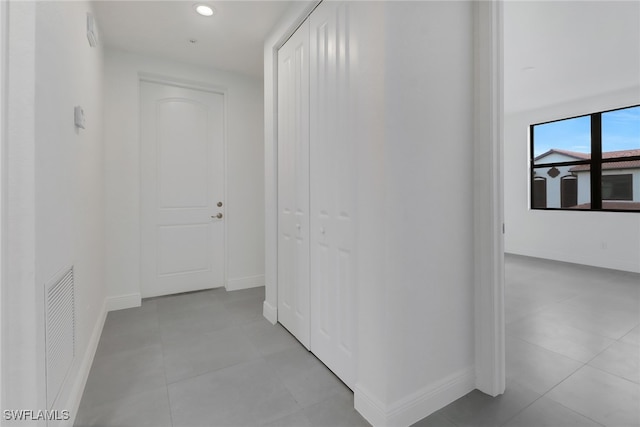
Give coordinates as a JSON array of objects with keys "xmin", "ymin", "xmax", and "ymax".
[
  {"xmin": 473, "ymin": 0, "xmax": 506, "ymax": 397},
  {"xmin": 138, "ymin": 73, "xmax": 229, "ymax": 295},
  {"xmin": 264, "ymin": 0, "xmax": 505, "ymax": 397},
  {"xmin": 0, "ymin": 0, "xmax": 7, "ymax": 411}
]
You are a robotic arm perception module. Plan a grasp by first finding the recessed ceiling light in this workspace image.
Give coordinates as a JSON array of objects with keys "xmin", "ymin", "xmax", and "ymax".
[{"xmin": 194, "ymin": 4, "xmax": 215, "ymax": 17}]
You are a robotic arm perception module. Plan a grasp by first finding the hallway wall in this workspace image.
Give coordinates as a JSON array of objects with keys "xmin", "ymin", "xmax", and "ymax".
[
  {"xmin": 3, "ymin": 0, "xmax": 106, "ymax": 420},
  {"xmin": 104, "ymin": 50, "xmax": 265, "ymax": 304},
  {"xmin": 382, "ymin": 0, "xmax": 476, "ymax": 406}
]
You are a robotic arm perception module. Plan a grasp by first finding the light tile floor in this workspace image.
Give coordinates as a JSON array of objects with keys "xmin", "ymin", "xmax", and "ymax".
[
  {"xmin": 75, "ymin": 286, "xmax": 365, "ymax": 427},
  {"xmin": 415, "ymin": 254, "xmax": 639, "ymax": 427},
  {"xmin": 76, "ymin": 255, "xmax": 640, "ymax": 426}
]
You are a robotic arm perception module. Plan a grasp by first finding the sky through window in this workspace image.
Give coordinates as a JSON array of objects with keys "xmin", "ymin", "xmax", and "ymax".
[{"xmin": 533, "ymin": 106, "xmax": 640, "ymax": 157}]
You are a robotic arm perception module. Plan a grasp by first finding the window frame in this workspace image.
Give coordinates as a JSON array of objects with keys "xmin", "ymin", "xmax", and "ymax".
[{"xmin": 530, "ymin": 104, "xmax": 640, "ymax": 212}]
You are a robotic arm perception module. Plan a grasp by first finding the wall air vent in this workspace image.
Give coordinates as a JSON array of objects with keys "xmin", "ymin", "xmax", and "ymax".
[{"xmin": 45, "ymin": 266, "xmax": 75, "ymax": 409}]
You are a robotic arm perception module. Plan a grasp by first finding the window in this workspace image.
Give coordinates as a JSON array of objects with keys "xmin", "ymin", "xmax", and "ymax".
[
  {"xmin": 532, "ymin": 177, "xmax": 547, "ymax": 208},
  {"xmin": 531, "ymin": 105, "xmax": 640, "ymax": 212},
  {"xmin": 602, "ymin": 174, "xmax": 632, "ymax": 200},
  {"xmin": 560, "ymin": 176, "xmax": 578, "ymax": 208}
]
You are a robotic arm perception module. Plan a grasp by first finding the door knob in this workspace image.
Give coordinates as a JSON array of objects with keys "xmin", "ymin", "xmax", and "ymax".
[
  {"xmin": 212, "ymin": 213, "xmax": 223, "ymax": 219},
  {"xmin": 217, "ymin": 201, "xmax": 223, "ymax": 207}
]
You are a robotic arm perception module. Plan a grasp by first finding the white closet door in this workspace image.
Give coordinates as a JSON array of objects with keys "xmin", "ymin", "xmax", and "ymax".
[
  {"xmin": 277, "ymin": 20, "xmax": 311, "ymax": 349},
  {"xmin": 309, "ymin": 1, "xmax": 357, "ymax": 388}
]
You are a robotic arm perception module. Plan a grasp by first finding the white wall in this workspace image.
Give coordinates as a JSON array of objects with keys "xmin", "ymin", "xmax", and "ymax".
[
  {"xmin": 0, "ymin": 0, "xmax": 6, "ymax": 415},
  {"xmin": 4, "ymin": 0, "xmax": 106, "ymax": 423},
  {"xmin": 265, "ymin": 2, "xmax": 480, "ymax": 425},
  {"xmin": 104, "ymin": 50, "xmax": 264, "ymax": 302},
  {"xmin": 505, "ymin": 87, "xmax": 640, "ymax": 273},
  {"xmin": 3, "ymin": 1, "xmax": 41, "ymax": 416},
  {"xmin": 381, "ymin": 0, "xmax": 476, "ymax": 408}
]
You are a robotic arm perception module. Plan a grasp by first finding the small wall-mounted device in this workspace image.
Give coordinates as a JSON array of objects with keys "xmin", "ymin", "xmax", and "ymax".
[
  {"xmin": 74, "ymin": 106, "xmax": 86, "ymax": 129},
  {"xmin": 86, "ymin": 12, "xmax": 97, "ymax": 47}
]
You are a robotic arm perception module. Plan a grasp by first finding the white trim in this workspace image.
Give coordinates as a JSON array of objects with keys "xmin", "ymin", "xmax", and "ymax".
[
  {"xmin": 138, "ymin": 72, "xmax": 228, "ymax": 96},
  {"xmin": 137, "ymin": 73, "xmax": 229, "ymax": 298},
  {"xmin": 355, "ymin": 368, "xmax": 476, "ymax": 427},
  {"xmin": 354, "ymin": 384, "xmax": 387, "ymax": 427},
  {"xmin": 262, "ymin": 300, "xmax": 277, "ymax": 325},
  {"xmin": 106, "ymin": 293, "xmax": 141, "ymax": 312},
  {"xmin": 62, "ymin": 300, "xmax": 107, "ymax": 427},
  {"xmin": 226, "ymin": 275, "xmax": 264, "ymax": 292},
  {"xmin": 0, "ymin": 0, "xmax": 7, "ymax": 417},
  {"xmin": 473, "ymin": 0, "xmax": 505, "ymax": 397}
]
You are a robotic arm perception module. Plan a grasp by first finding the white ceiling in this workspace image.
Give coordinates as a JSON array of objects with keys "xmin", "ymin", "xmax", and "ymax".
[
  {"xmin": 504, "ymin": 1, "xmax": 640, "ymax": 113},
  {"xmin": 92, "ymin": 0, "xmax": 293, "ymax": 77},
  {"xmin": 93, "ymin": 1, "xmax": 640, "ymax": 107}
]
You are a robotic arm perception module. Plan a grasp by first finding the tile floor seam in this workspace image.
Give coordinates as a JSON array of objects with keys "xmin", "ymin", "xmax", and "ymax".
[
  {"xmin": 581, "ymin": 337, "xmax": 636, "ymax": 381},
  {"xmin": 163, "ymin": 352, "xmax": 265, "ymax": 387},
  {"xmin": 496, "ymin": 393, "xmax": 545, "ymax": 427},
  {"xmin": 165, "ymin": 380, "xmax": 180, "ymax": 427},
  {"xmin": 164, "ymin": 385, "xmax": 175, "ymax": 427},
  {"xmin": 568, "ymin": 322, "xmax": 637, "ymax": 342},
  {"xmin": 93, "ymin": 340, "xmax": 163, "ymax": 360},
  {"xmin": 618, "ymin": 323, "xmax": 640, "ymax": 342},
  {"xmin": 538, "ymin": 357, "xmax": 589, "ymax": 396},
  {"xmin": 509, "ymin": 357, "xmax": 630, "ymax": 427},
  {"xmin": 505, "ymin": 331, "xmax": 594, "ymax": 365},
  {"xmin": 154, "ymin": 307, "xmax": 172, "ymax": 384},
  {"xmin": 524, "ymin": 396, "xmax": 607, "ymax": 427},
  {"xmin": 439, "ymin": 405, "xmax": 473, "ymax": 427},
  {"xmin": 536, "ymin": 387, "xmax": 607, "ymax": 427},
  {"xmin": 585, "ymin": 363, "xmax": 640, "ymax": 386},
  {"xmin": 535, "ymin": 362, "xmax": 625, "ymax": 427},
  {"xmin": 505, "ymin": 299, "xmax": 567, "ymax": 325}
]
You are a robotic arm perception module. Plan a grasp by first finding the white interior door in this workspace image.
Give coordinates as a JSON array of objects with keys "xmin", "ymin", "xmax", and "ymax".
[
  {"xmin": 309, "ymin": 1, "xmax": 357, "ymax": 389},
  {"xmin": 140, "ymin": 80, "xmax": 225, "ymax": 298},
  {"xmin": 277, "ymin": 21, "xmax": 311, "ymax": 349}
]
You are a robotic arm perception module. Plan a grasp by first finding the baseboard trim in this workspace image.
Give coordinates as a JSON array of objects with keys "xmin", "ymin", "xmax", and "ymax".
[
  {"xmin": 263, "ymin": 300, "xmax": 277, "ymax": 325},
  {"xmin": 505, "ymin": 250, "xmax": 640, "ymax": 274},
  {"xmin": 355, "ymin": 367, "xmax": 475, "ymax": 427},
  {"xmin": 226, "ymin": 274, "xmax": 265, "ymax": 291},
  {"xmin": 63, "ymin": 299, "xmax": 107, "ymax": 427},
  {"xmin": 106, "ymin": 293, "xmax": 141, "ymax": 312},
  {"xmin": 354, "ymin": 385, "xmax": 388, "ymax": 427}
]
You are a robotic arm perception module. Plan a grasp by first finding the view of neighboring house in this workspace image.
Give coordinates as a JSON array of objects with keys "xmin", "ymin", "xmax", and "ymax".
[{"xmin": 533, "ymin": 148, "xmax": 640, "ymax": 210}]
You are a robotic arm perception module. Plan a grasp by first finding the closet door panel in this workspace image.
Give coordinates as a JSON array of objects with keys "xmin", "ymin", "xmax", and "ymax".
[
  {"xmin": 277, "ymin": 20, "xmax": 311, "ymax": 349},
  {"xmin": 310, "ymin": 1, "xmax": 356, "ymax": 388}
]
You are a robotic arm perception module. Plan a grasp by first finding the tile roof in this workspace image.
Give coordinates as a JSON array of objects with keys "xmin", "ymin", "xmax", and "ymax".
[
  {"xmin": 570, "ymin": 160, "xmax": 640, "ymax": 172},
  {"xmin": 535, "ymin": 148, "xmax": 640, "ymax": 171},
  {"xmin": 534, "ymin": 149, "xmax": 590, "ymax": 161}
]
